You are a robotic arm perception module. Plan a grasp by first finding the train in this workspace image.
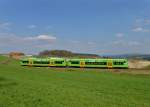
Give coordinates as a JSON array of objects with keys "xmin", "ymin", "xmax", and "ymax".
[{"xmin": 20, "ymin": 57, "xmax": 128, "ymax": 69}]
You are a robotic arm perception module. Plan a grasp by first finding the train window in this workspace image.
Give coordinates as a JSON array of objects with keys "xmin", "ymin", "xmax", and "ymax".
[
  {"xmin": 33, "ymin": 61, "xmax": 40, "ymax": 64},
  {"xmin": 41, "ymin": 61, "xmax": 49, "ymax": 64},
  {"xmin": 33, "ymin": 61, "xmax": 49, "ymax": 64},
  {"xmin": 99, "ymin": 62, "xmax": 107, "ymax": 65},
  {"xmin": 55, "ymin": 61, "xmax": 64, "ymax": 64},
  {"xmin": 71, "ymin": 61, "xmax": 79, "ymax": 64},
  {"xmin": 113, "ymin": 62, "xmax": 124, "ymax": 65},
  {"xmin": 85, "ymin": 62, "xmax": 107, "ymax": 65},
  {"xmin": 22, "ymin": 61, "xmax": 29, "ymax": 63},
  {"xmin": 85, "ymin": 62, "xmax": 89, "ymax": 65}
]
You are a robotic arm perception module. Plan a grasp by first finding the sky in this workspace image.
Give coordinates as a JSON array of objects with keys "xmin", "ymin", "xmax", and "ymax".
[{"xmin": 0, "ymin": 0, "xmax": 150, "ymax": 55}]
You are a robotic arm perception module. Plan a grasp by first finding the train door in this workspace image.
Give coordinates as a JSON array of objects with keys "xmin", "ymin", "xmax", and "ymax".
[
  {"xmin": 80, "ymin": 61, "xmax": 85, "ymax": 68},
  {"xmin": 107, "ymin": 60, "xmax": 113, "ymax": 68},
  {"xmin": 29, "ymin": 59, "xmax": 33, "ymax": 66},
  {"xmin": 50, "ymin": 60, "xmax": 55, "ymax": 66}
]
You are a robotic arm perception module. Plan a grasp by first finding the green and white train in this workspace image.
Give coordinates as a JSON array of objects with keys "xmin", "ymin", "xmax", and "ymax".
[{"xmin": 20, "ymin": 57, "xmax": 128, "ymax": 68}]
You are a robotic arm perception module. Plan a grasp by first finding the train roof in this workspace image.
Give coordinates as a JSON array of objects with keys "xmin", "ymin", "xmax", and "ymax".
[
  {"xmin": 20, "ymin": 57, "xmax": 65, "ymax": 60},
  {"xmin": 21, "ymin": 57, "xmax": 127, "ymax": 62}
]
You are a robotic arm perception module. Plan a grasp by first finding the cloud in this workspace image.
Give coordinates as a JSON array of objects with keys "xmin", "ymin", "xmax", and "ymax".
[
  {"xmin": 135, "ymin": 19, "xmax": 143, "ymax": 23},
  {"xmin": 25, "ymin": 34, "xmax": 56, "ymax": 42},
  {"xmin": 0, "ymin": 22, "xmax": 12, "ymax": 30},
  {"xmin": 87, "ymin": 42, "xmax": 95, "ymax": 45},
  {"xmin": 112, "ymin": 40, "xmax": 141, "ymax": 47},
  {"xmin": 132, "ymin": 27, "xmax": 143, "ymax": 32},
  {"xmin": 143, "ymin": 29, "xmax": 150, "ymax": 32},
  {"xmin": 69, "ymin": 40, "xmax": 80, "ymax": 44},
  {"xmin": 0, "ymin": 34, "xmax": 56, "ymax": 53},
  {"xmin": 132, "ymin": 19, "xmax": 150, "ymax": 32},
  {"xmin": 28, "ymin": 25, "xmax": 37, "ymax": 29},
  {"xmin": 128, "ymin": 41, "xmax": 140, "ymax": 46},
  {"xmin": 37, "ymin": 35, "xmax": 56, "ymax": 40},
  {"xmin": 116, "ymin": 33, "xmax": 124, "ymax": 38},
  {"xmin": 100, "ymin": 39, "xmax": 143, "ymax": 54},
  {"xmin": 144, "ymin": 19, "xmax": 150, "ymax": 25},
  {"xmin": 0, "ymin": 34, "xmax": 57, "ymax": 45},
  {"xmin": 132, "ymin": 27, "xmax": 150, "ymax": 32}
]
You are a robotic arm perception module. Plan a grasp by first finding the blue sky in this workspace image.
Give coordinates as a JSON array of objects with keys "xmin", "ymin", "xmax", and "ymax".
[{"xmin": 0, "ymin": 0, "xmax": 150, "ymax": 55}]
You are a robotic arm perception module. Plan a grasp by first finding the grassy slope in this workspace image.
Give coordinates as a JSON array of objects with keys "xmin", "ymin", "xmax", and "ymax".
[{"xmin": 0, "ymin": 56, "xmax": 150, "ymax": 107}]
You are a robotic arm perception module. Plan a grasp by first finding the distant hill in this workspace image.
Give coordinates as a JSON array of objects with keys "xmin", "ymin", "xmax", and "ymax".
[
  {"xmin": 103, "ymin": 54, "xmax": 150, "ymax": 60},
  {"xmin": 39, "ymin": 50, "xmax": 101, "ymax": 58}
]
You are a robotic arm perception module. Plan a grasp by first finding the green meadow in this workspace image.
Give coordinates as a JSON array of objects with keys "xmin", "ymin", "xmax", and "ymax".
[{"xmin": 0, "ymin": 56, "xmax": 150, "ymax": 107}]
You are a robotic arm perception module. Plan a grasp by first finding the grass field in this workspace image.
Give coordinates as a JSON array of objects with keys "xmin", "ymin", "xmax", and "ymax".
[{"xmin": 0, "ymin": 56, "xmax": 150, "ymax": 107}]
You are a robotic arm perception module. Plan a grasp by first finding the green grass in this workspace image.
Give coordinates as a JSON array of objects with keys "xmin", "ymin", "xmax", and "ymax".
[{"xmin": 0, "ymin": 56, "xmax": 150, "ymax": 107}]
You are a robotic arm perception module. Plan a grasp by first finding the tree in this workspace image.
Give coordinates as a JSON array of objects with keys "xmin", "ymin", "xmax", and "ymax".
[{"xmin": 39, "ymin": 50, "xmax": 73, "ymax": 57}]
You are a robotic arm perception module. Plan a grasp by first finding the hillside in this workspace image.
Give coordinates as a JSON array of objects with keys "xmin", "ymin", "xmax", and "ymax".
[{"xmin": 106, "ymin": 54, "xmax": 150, "ymax": 60}]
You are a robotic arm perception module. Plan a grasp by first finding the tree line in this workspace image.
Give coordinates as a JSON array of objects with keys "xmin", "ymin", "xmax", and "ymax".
[{"xmin": 39, "ymin": 50, "xmax": 100, "ymax": 58}]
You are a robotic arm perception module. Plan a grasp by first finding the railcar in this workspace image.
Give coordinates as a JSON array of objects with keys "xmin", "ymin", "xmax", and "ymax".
[
  {"xmin": 21, "ymin": 57, "xmax": 66, "ymax": 67},
  {"xmin": 67, "ymin": 58, "xmax": 128, "ymax": 68},
  {"xmin": 20, "ymin": 57, "xmax": 128, "ymax": 68}
]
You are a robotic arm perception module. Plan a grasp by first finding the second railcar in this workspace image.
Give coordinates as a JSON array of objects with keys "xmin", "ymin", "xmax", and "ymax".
[{"xmin": 67, "ymin": 58, "xmax": 128, "ymax": 68}]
